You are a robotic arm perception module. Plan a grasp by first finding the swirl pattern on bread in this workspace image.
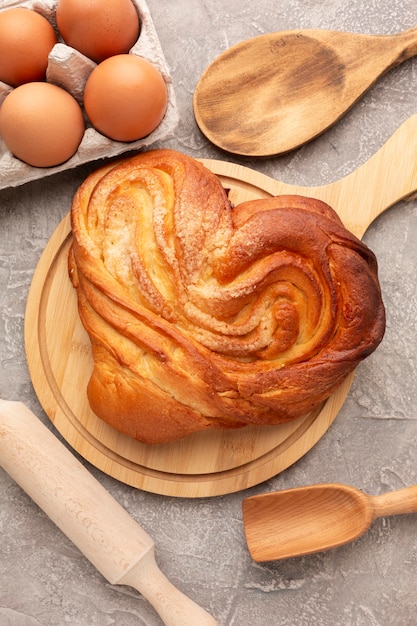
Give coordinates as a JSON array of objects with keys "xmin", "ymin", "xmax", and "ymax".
[{"xmin": 69, "ymin": 149, "xmax": 385, "ymax": 444}]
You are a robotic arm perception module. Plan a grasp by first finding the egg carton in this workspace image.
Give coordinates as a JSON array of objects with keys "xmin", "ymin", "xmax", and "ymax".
[{"xmin": 0, "ymin": 0, "xmax": 178, "ymax": 189}]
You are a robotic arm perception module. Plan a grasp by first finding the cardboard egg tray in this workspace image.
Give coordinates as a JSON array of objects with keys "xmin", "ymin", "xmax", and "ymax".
[{"xmin": 0, "ymin": 0, "xmax": 178, "ymax": 189}]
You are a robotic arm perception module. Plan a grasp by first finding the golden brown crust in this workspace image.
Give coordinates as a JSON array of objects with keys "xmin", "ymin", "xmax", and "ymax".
[{"xmin": 69, "ymin": 149, "xmax": 385, "ymax": 444}]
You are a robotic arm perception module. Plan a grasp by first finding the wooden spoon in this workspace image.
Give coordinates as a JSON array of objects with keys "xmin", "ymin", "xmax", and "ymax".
[
  {"xmin": 242, "ymin": 483, "xmax": 417, "ymax": 562},
  {"xmin": 193, "ymin": 27, "xmax": 417, "ymax": 156}
]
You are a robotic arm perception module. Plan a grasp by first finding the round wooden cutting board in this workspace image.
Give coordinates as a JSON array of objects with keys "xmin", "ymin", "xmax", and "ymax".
[{"xmin": 24, "ymin": 159, "xmax": 354, "ymax": 498}]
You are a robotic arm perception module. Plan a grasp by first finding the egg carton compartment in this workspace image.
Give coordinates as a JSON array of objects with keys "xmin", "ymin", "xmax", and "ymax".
[{"xmin": 0, "ymin": 0, "xmax": 178, "ymax": 189}]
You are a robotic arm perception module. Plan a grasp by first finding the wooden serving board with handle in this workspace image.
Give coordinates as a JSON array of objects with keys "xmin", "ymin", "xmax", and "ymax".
[{"xmin": 24, "ymin": 113, "xmax": 417, "ymax": 498}]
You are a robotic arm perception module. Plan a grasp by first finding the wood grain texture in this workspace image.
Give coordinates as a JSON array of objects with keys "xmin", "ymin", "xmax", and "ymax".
[
  {"xmin": 242, "ymin": 483, "xmax": 417, "ymax": 562},
  {"xmin": 0, "ymin": 400, "xmax": 219, "ymax": 625},
  {"xmin": 193, "ymin": 27, "xmax": 417, "ymax": 156},
  {"xmin": 24, "ymin": 119, "xmax": 417, "ymax": 497}
]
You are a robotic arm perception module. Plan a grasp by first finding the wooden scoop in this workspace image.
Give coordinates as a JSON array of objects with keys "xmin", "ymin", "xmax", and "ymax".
[
  {"xmin": 0, "ymin": 400, "xmax": 218, "ymax": 626},
  {"xmin": 193, "ymin": 26, "xmax": 417, "ymax": 156},
  {"xmin": 242, "ymin": 483, "xmax": 417, "ymax": 562}
]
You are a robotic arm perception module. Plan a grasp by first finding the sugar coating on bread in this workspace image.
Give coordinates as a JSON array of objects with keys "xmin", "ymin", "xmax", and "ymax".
[{"xmin": 69, "ymin": 149, "xmax": 385, "ymax": 444}]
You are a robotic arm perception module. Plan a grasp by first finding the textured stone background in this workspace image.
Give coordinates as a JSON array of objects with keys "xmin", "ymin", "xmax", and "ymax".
[{"xmin": 1, "ymin": 1, "xmax": 417, "ymax": 624}]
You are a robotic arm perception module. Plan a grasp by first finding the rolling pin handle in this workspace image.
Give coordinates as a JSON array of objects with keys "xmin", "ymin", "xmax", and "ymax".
[{"xmin": 121, "ymin": 550, "xmax": 219, "ymax": 626}]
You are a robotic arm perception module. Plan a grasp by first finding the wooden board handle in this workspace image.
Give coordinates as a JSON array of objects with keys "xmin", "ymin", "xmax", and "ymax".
[
  {"xmin": 322, "ymin": 112, "xmax": 417, "ymax": 235},
  {"xmin": 244, "ymin": 112, "xmax": 417, "ymax": 238},
  {"xmin": 0, "ymin": 400, "xmax": 218, "ymax": 626}
]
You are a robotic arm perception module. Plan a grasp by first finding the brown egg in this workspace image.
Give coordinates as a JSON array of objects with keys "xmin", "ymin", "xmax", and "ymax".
[
  {"xmin": 56, "ymin": 0, "xmax": 141, "ymax": 63},
  {"xmin": 0, "ymin": 83, "xmax": 85, "ymax": 167},
  {"xmin": 83, "ymin": 55, "xmax": 168, "ymax": 142},
  {"xmin": 0, "ymin": 8, "xmax": 58, "ymax": 87}
]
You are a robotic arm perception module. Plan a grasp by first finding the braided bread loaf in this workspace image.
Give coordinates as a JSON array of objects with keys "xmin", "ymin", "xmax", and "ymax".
[{"xmin": 69, "ymin": 149, "xmax": 385, "ymax": 444}]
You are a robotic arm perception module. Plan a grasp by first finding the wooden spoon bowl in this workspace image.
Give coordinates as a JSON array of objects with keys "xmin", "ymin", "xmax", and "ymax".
[{"xmin": 194, "ymin": 26, "xmax": 417, "ymax": 156}]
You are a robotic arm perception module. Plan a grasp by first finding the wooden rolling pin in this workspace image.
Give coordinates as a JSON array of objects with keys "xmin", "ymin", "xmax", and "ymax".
[{"xmin": 0, "ymin": 399, "xmax": 218, "ymax": 626}]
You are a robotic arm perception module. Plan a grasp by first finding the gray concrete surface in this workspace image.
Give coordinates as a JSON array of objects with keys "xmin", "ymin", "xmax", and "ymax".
[{"xmin": 1, "ymin": 1, "xmax": 417, "ymax": 624}]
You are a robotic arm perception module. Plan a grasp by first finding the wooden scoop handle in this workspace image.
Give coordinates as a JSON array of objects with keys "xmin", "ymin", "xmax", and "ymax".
[
  {"xmin": 371, "ymin": 485, "xmax": 417, "ymax": 519},
  {"xmin": 0, "ymin": 400, "xmax": 218, "ymax": 626}
]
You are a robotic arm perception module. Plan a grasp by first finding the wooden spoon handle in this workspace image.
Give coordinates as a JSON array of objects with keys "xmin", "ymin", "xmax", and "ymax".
[
  {"xmin": 0, "ymin": 400, "xmax": 218, "ymax": 626},
  {"xmin": 393, "ymin": 26, "xmax": 417, "ymax": 61},
  {"xmin": 371, "ymin": 485, "xmax": 417, "ymax": 519}
]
